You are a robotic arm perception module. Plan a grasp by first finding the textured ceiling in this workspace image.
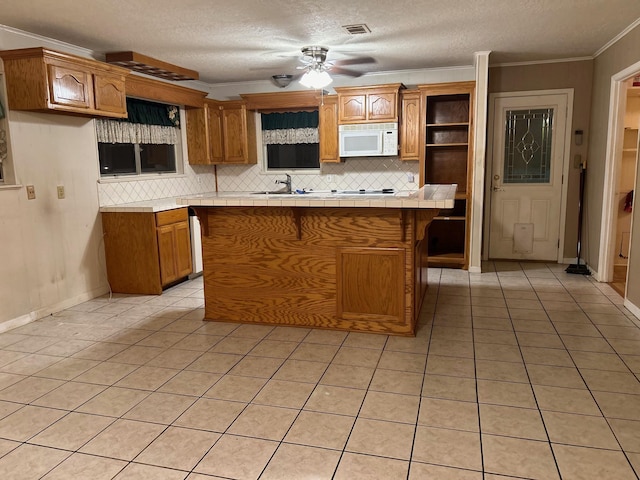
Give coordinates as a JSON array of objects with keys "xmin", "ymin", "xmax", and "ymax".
[{"xmin": 0, "ymin": 0, "xmax": 639, "ymax": 84}]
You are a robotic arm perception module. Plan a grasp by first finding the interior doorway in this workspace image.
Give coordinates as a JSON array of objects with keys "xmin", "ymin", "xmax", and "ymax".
[
  {"xmin": 610, "ymin": 84, "xmax": 640, "ymax": 296},
  {"xmin": 598, "ymin": 60, "xmax": 640, "ymax": 300}
]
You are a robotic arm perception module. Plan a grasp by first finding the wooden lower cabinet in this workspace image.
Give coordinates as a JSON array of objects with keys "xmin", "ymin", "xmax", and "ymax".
[
  {"xmin": 157, "ymin": 220, "xmax": 192, "ymax": 285},
  {"xmin": 102, "ymin": 208, "xmax": 192, "ymax": 294},
  {"xmin": 194, "ymin": 206, "xmax": 437, "ymax": 335}
]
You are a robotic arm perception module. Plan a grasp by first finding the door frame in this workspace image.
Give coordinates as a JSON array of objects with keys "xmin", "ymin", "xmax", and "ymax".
[
  {"xmin": 597, "ymin": 59, "xmax": 640, "ymax": 284},
  {"xmin": 483, "ymin": 89, "xmax": 574, "ymax": 263}
]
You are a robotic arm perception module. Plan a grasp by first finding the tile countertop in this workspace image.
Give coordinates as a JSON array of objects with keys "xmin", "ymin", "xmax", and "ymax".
[
  {"xmin": 177, "ymin": 184, "xmax": 457, "ymax": 209},
  {"xmin": 99, "ymin": 184, "xmax": 457, "ymax": 212},
  {"xmin": 99, "ymin": 196, "xmax": 198, "ymax": 213}
]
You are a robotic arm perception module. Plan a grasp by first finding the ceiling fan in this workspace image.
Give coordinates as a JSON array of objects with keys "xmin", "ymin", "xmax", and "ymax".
[{"xmin": 272, "ymin": 46, "xmax": 375, "ymax": 89}]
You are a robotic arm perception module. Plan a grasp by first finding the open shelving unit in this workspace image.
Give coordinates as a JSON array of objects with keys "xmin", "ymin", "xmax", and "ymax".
[{"xmin": 418, "ymin": 82, "xmax": 475, "ymax": 268}]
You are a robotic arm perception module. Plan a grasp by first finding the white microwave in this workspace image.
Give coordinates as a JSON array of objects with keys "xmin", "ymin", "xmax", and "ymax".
[{"xmin": 339, "ymin": 123, "xmax": 398, "ymax": 157}]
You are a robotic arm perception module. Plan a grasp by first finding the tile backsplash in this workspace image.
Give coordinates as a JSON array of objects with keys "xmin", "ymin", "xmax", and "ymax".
[
  {"xmin": 98, "ymin": 156, "xmax": 419, "ymax": 206},
  {"xmin": 216, "ymin": 156, "xmax": 420, "ymax": 193},
  {"xmin": 97, "ymin": 164, "xmax": 217, "ymax": 206}
]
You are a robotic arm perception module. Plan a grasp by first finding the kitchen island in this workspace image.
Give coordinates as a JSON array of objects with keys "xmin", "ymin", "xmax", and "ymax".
[{"xmin": 178, "ymin": 185, "xmax": 456, "ymax": 336}]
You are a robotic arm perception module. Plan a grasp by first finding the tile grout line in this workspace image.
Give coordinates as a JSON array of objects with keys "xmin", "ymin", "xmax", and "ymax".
[{"xmin": 497, "ymin": 262, "xmax": 563, "ymax": 480}]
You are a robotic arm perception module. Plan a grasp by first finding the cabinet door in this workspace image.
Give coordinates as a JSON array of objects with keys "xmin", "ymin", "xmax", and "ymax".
[
  {"xmin": 368, "ymin": 92, "xmax": 397, "ymax": 122},
  {"xmin": 157, "ymin": 224, "xmax": 179, "ymax": 285},
  {"xmin": 319, "ymin": 96, "xmax": 340, "ymax": 163},
  {"xmin": 186, "ymin": 107, "xmax": 211, "ymax": 165},
  {"xmin": 338, "ymin": 93, "xmax": 367, "ymax": 123},
  {"xmin": 174, "ymin": 221, "xmax": 193, "ymax": 279},
  {"xmin": 47, "ymin": 63, "xmax": 92, "ymax": 109},
  {"xmin": 222, "ymin": 106, "xmax": 248, "ymax": 163},
  {"xmin": 93, "ymin": 72, "xmax": 127, "ymax": 115},
  {"xmin": 207, "ymin": 103, "xmax": 225, "ymax": 163},
  {"xmin": 400, "ymin": 91, "xmax": 421, "ymax": 161}
]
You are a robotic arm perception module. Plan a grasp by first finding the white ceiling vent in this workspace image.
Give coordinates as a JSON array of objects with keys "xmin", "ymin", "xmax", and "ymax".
[{"xmin": 342, "ymin": 24, "xmax": 371, "ymax": 35}]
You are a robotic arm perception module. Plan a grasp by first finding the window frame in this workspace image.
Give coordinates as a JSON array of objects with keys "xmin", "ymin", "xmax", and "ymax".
[
  {"xmin": 258, "ymin": 111, "xmax": 321, "ymax": 176},
  {"xmin": 97, "ymin": 106, "xmax": 185, "ymax": 179}
]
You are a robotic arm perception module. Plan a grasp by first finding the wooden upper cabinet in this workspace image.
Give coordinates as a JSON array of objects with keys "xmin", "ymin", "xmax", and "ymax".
[
  {"xmin": 186, "ymin": 99, "xmax": 256, "ymax": 165},
  {"xmin": 0, "ymin": 47, "xmax": 129, "ymax": 118},
  {"xmin": 47, "ymin": 62, "xmax": 93, "ymax": 109},
  {"xmin": 222, "ymin": 102, "xmax": 253, "ymax": 164},
  {"xmin": 334, "ymin": 84, "xmax": 404, "ymax": 124},
  {"xmin": 400, "ymin": 89, "xmax": 421, "ymax": 161},
  {"xmin": 185, "ymin": 106, "xmax": 211, "ymax": 165},
  {"xmin": 93, "ymin": 72, "xmax": 127, "ymax": 114},
  {"xmin": 338, "ymin": 93, "xmax": 367, "ymax": 123},
  {"xmin": 368, "ymin": 92, "xmax": 397, "ymax": 122},
  {"xmin": 319, "ymin": 96, "xmax": 340, "ymax": 163},
  {"xmin": 207, "ymin": 102, "xmax": 225, "ymax": 163}
]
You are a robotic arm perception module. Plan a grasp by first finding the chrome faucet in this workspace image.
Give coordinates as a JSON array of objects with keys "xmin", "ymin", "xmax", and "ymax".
[{"xmin": 275, "ymin": 174, "xmax": 292, "ymax": 194}]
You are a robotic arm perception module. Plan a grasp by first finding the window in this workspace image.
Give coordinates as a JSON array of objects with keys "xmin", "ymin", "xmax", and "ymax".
[
  {"xmin": 98, "ymin": 143, "xmax": 177, "ymax": 175},
  {"xmin": 97, "ymin": 98, "xmax": 181, "ymax": 177},
  {"xmin": 261, "ymin": 111, "xmax": 319, "ymax": 172}
]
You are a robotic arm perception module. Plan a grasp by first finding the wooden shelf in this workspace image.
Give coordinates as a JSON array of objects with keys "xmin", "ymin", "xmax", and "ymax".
[
  {"xmin": 428, "ymin": 254, "xmax": 466, "ymax": 265},
  {"xmin": 419, "ymin": 81, "xmax": 475, "ymax": 270},
  {"xmin": 426, "ymin": 143, "xmax": 469, "ymax": 147},
  {"xmin": 623, "ymin": 148, "xmax": 637, "ymax": 152},
  {"xmin": 426, "ymin": 122, "xmax": 469, "ymax": 127}
]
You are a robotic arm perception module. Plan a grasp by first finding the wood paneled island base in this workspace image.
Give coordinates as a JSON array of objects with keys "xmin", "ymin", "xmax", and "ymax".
[{"xmin": 193, "ymin": 206, "xmax": 438, "ymax": 336}]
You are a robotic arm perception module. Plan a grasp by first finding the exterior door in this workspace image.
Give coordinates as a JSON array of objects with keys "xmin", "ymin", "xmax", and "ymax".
[{"xmin": 488, "ymin": 93, "xmax": 568, "ymax": 261}]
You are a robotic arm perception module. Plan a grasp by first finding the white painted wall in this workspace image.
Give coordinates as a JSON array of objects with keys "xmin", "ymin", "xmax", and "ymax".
[{"xmin": 0, "ymin": 112, "xmax": 108, "ymax": 327}]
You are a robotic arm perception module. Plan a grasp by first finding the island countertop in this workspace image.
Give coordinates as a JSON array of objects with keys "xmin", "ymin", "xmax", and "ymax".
[{"xmin": 176, "ymin": 184, "xmax": 456, "ymax": 209}]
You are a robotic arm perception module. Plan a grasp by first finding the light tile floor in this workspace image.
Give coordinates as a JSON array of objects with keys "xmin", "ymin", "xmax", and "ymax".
[{"xmin": 0, "ymin": 262, "xmax": 639, "ymax": 479}]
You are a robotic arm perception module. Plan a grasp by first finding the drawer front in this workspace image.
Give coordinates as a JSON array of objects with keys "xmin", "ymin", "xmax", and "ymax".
[{"xmin": 156, "ymin": 208, "xmax": 188, "ymax": 226}]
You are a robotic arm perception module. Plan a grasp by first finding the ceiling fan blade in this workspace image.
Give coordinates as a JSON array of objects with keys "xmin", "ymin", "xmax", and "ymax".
[
  {"xmin": 329, "ymin": 66, "xmax": 363, "ymax": 77},
  {"xmin": 333, "ymin": 56, "xmax": 376, "ymax": 67}
]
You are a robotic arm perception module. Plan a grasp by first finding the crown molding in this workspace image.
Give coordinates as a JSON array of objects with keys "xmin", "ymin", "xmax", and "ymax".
[
  {"xmin": 490, "ymin": 56, "xmax": 593, "ymax": 68},
  {"xmin": 594, "ymin": 17, "xmax": 640, "ymax": 58},
  {"xmin": 0, "ymin": 24, "xmax": 94, "ymax": 58}
]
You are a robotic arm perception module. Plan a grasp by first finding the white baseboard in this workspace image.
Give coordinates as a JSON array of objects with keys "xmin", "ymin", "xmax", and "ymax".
[
  {"xmin": 624, "ymin": 298, "xmax": 640, "ymax": 324},
  {"xmin": 0, "ymin": 313, "xmax": 37, "ymax": 334},
  {"xmin": 0, "ymin": 285, "xmax": 111, "ymax": 334},
  {"xmin": 468, "ymin": 266, "xmax": 482, "ymax": 273}
]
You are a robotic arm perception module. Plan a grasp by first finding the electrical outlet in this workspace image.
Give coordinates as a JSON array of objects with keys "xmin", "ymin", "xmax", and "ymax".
[
  {"xmin": 407, "ymin": 173, "xmax": 415, "ymax": 183},
  {"xmin": 57, "ymin": 185, "xmax": 65, "ymax": 199},
  {"xmin": 26, "ymin": 185, "xmax": 36, "ymax": 200},
  {"xmin": 326, "ymin": 174, "xmax": 333, "ymax": 183}
]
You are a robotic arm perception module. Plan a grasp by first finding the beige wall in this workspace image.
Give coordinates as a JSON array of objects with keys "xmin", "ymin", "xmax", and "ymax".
[
  {"xmin": 0, "ymin": 112, "xmax": 109, "ymax": 326},
  {"xmin": 588, "ymin": 24, "xmax": 640, "ymax": 308},
  {"xmin": 488, "ymin": 60, "xmax": 594, "ymax": 260}
]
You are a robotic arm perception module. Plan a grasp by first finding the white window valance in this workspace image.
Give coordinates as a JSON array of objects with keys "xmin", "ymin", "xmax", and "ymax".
[
  {"xmin": 262, "ymin": 127, "xmax": 318, "ymax": 145},
  {"xmin": 96, "ymin": 119, "xmax": 179, "ymax": 145}
]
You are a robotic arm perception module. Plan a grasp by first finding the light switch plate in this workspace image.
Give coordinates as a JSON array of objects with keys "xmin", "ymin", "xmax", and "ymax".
[
  {"xmin": 26, "ymin": 185, "xmax": 36, "ymax": 200},
  {"xmin": 57, "ymin": 185, "xmax": 65, "ymax": 199}
]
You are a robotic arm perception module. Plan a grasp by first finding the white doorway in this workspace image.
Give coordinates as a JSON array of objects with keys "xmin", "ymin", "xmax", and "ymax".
[
  {"xmin": 598, "ymin": 60, "xmax": 640, "ymax": 295},
  {"xmin": 486, "ymin": 90, "xmax": 572, "ymax": 262}
]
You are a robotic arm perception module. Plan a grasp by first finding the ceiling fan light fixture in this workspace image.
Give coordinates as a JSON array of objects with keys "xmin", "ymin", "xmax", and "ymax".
[
  {"xmin": 271, "ymin": 74, "xmax": 293, "ymax": 88},
  {"xmin": 300, "ymin": 69, "xmax": 333, "ymax": 89}
]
